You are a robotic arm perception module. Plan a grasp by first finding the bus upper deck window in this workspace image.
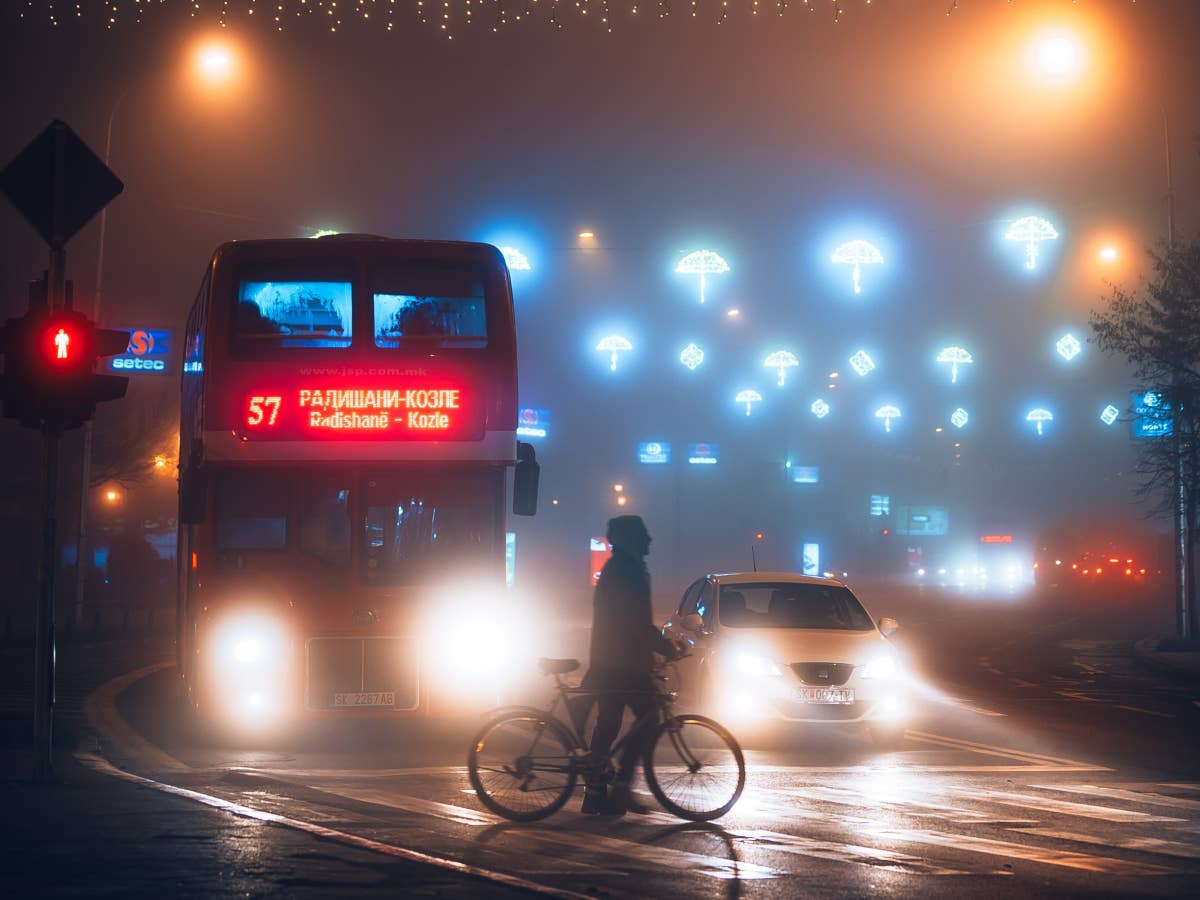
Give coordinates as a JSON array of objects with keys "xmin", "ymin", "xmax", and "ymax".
[
  {"xmin": 236, "ymin": 280, "xmax": 353, "ymax": 349},
  {"xmin": 371, "ymin": 263, "xmax": 488, "ymax": 349}
]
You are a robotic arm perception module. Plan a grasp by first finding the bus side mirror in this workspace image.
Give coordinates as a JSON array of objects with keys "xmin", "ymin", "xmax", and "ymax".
[
  {"xmin": 513, "ymin": 441, "xmax": 539, "ymax": 517},
  {"xmin": 180, "ymin": 468, "xmax": 208, "ymax": 524}
]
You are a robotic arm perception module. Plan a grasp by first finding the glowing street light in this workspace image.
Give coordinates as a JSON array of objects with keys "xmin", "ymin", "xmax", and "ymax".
[
  {"xmin": 736, "ymin": 389, "xmax": 763, "ymax": 417},
  {"xmin": 679, "ymin": 343, "xmax": 705, "ymax": 371},
  {"xmin": 936, "ymin": 346, "xmax": 974, "ymax": 384},
  {"xmin": 1098, "ymin": 244, "xmax": 1119, "ymax": 265},
  {"xmin": 104, "ymin": 489, "xmax": 120, "ymax": 503},
  {"xmin": 1026, "ymin": 407, "xmax": 1054, "ymax": 436},
  {"xmin": 595, "ymin": 335, "xmax": 632, "ymax": 371},
  {"xmin": 874, "ymin": 405, "xmax": 901, "ymax": 433},
  {"xmin": 951, "ymin": 408, "xmax": 969, "ymax": 429},
  {"xmin": 831, "ymin": 240, "xmax": 884, "ymax": 295},
  {"xmin": 1005, "ymin": 215, "xmax": 1059, "ymax": 270},
  {"xmin": 1026, "ymin": 27, "xmax": 1086, "ymax": 85},
  {"xmin": 810, "ymin": 398, "xmax": 831, "ymax": 419},
  {"xmin": 763, "ymin": 350, "xmax": 800, "ymax": 387},
  {"xmin": 675, "ymin": 250, "xmax": 730, "ymax": 304},
  {"xmin": 1100, "ymin": 404, "xmax": 1120, "ymax": 426}
]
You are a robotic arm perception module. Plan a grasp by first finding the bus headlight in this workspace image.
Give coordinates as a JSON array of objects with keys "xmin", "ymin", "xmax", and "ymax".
[{"xmin": 213, "ymin": 614, "xmax": 289, "ymax": 673}]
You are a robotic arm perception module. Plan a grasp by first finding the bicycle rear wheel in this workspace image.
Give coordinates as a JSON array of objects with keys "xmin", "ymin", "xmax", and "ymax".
[
  {"xmin": 468, "ymin": 708, "xmax": 578, "ymax": 822},
  {"xmin": 643, "ymin": 714, "xmax": 745, "ymax": 821}
]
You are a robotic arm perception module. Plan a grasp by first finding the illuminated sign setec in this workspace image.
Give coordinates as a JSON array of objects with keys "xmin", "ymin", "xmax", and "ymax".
[{"xmin": 108, "ymin": 328, "xmax": 171, "ymax": 376}]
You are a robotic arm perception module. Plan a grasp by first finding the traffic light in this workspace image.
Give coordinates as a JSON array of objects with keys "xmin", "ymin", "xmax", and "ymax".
[{"xmin": 0, "ymin": 288, "xmax": 129, "ymax": 430}]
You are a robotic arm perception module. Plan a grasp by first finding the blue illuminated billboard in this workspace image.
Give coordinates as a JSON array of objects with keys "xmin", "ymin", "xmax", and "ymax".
[
  {"xmin": 687, "ymin": 442, "xmax": 718, "ymax": 465},
  {"xmin": 895, "ymin": 506, "xmax": 948, "ymax": 536},
  {"xmin": 516, "ymin": 407, "xmax": 549, "ymax": 439},
  {"xmin": 802, "ymin": 543, "xmax": 820, "ymax": 577},
  {"xmin": 1131, "ymin": 391, "xmax": 1173, "ymax": 438},
  {"xmin": 792, "ymin": 466, "xmax": 820, "ymax": 484},
  {"xmin": 108, "ymin": 328, "xmax": 172, "ymax": 375},
  {"xmin": 638, "ymin": 442, "xmax": 671, "ymax": 464}
]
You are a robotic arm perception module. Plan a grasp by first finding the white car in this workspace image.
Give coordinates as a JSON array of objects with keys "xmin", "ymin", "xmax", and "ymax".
[{"xmin": 661, "ymin": 572, "xmax": 907, "ymax": 746}]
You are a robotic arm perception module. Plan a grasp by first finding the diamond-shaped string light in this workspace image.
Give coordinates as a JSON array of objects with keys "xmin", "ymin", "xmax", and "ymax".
[
  {"xmin": 1056, "ymin": 333, "xmax": 1082, "ymax": 361},
  {"xmin": 951, "ymin": 408, "xmax": 969, "ymax": 429},
  {"xmin": 849, "ymin": 350, "xmax": 876, "ymax": 377},
  {"xmin": 1100, "ymin": 404, "xmax": 1120, "ymax": 426},
  {"xmin": 679, "ymin": 343, "xmax": 705, "ymax": 371},
  {"xmin": 811, "ymin": 398, "xmax": 831, "ymax": 419}
]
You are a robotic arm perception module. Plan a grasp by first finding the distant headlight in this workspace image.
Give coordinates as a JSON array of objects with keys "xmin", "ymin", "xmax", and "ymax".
[{"xmin": 859, "ymin": 654, "xmax": 899, "ymax": 680}]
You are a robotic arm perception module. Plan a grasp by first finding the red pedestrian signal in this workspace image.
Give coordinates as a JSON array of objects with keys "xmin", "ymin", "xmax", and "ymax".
[{"xmin": 0, "ymin": 288, "xmax": 129, "ymax": 430}]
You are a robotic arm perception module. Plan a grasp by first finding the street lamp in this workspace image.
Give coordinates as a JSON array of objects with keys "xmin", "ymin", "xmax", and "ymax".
[{"xmin": 1025, "ymin": 27, "xmax": 1086, "ymax": 85}]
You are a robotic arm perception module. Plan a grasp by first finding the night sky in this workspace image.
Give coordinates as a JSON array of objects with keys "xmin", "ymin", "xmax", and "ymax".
[{"xmin": 2, "ymin": 1, "xmax": 1199, "ymax": 599}]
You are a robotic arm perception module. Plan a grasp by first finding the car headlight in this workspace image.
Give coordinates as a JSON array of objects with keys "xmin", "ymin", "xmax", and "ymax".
[
  {"xmin": 859, "ymin": 654, "xmax": 899, "ymax": 680},
  {"xmin": 731, "ymin": 651, "xmax": 784, "ymax": 678}
]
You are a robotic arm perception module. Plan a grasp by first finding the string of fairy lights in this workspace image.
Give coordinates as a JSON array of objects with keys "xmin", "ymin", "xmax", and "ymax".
[{"xmin": 16, "ymin": 1, "xmax": 1131, "ymax": 37}]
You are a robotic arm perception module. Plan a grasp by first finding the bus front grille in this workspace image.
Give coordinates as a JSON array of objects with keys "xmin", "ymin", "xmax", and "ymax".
[{"xmin": 305, "ymin": 637, "xmax": 420, "ymax": 711}]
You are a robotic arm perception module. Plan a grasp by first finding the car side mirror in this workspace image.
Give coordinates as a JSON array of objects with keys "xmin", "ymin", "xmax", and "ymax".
[
  {"xmin": 512, "ymin": 441, "xmax": 540, "ymax": 517},
  {"xmin": 878, "ymin": 616, "xmax": 899, "ymax": 637},
  {"xmin": 179, "ymin": 467, "xmax": 207, "ymax": 525},
  {"xmin": 680, "ymin": 613, "xmax": 705, "ymax": 633}
]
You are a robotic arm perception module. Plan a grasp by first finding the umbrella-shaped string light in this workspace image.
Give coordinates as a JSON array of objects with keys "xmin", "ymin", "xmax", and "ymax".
[
  {"xmin": 595, "ymin": 335, "xmax": 632, "ymax": 372},
  {"xmin": 736, "ymin": 389, "xmax": 763, "ymax": 417},
  {"xmin": 1026, "ymin": 407, "xmax": 1054, "ymax": 436},
  {"xmin": 936, "ymin": 346, "xmax": 973, "ymax": 384},
  {"xmin": 763, "ymin": 350, "xmax": 800, "ymax": 387},
  {"xmin": 831, "ymin": 240, "xmax": 884, "ymax": 294},
  {"xmin": 875, "ymin": 404, "xmax": 901, "ymax": 433},
  {"xmin": 676, "ymin": 250, "xmax": 730, "ymax": 304},
  {"xmin": 1005, "ymin": 216, "xmax": 1059, "ymax": 270}
]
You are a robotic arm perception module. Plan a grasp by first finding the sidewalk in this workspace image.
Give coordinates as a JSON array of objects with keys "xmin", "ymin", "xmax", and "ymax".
[
  {"xmin": 0, "ymin": 743, "xmax": 531, "ymax": 899},
  {"xmin": 1133, "ymin": 636, "xmax": 1200, "ymax": 681}
]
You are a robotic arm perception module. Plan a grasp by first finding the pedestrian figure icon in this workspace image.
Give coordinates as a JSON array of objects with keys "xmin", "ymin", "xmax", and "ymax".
[{"xmin": 55, "ymin": 328, "xmax": 69, "ymax": 359}]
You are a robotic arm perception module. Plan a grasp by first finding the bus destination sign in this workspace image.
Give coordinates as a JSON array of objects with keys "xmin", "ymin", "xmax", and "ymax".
[{"xmin": 241, "ymin": 384, "xmax": 479, "ymax": 439}]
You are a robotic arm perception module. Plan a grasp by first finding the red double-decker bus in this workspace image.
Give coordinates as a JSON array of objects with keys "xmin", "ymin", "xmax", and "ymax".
[{"xmin": 176, "ymin": 235, "xmax": 538, "ymax": 728}]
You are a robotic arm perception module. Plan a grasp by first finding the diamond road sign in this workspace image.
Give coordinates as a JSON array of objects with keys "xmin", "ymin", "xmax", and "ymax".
[{"xmin": 0, "ymin": 120, "xmax": 123, "ymax": 249}]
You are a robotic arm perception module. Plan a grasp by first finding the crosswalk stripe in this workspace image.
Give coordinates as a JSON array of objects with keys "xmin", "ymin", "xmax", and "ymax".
[
  {"xmin": 967, "ymin": 789, "xmax": 1184, "ymax": 823},
  {"xmin": 728, "ymin": 828, "xmax": 1002, "ymax": 876},
  {"xmin": 1114, "ymin": 705, "xmax": 1175, "ymax": 719},
  {"xmin": 1011, "ymin": 828, "xmax": 1200, "ymax": 861},
  {"xmin": 769, "ymin": 784, "xmax": 1038, "ymax": 827},
  {"xmin": 1034, "ymin": 784, "xmax": 1200, "ymax": 811},
  {"xmin": 906, "ymin": 730, "xmax": 1106, "ymax": 768}
]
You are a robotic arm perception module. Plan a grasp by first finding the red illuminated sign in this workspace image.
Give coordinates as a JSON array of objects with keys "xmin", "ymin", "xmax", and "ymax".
[
  {"xmin": 241, "ymin": 384, "xmax": 475, "ymax": 439},
  {"xmin": 980, "ymin": 534, "xmax": 1013, "ymax": 544}
]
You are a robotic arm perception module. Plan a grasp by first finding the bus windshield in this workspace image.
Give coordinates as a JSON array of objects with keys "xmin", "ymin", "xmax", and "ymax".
[{"xmin": 362, "ymin": 471, "xmax": 498, "ymax": 585}]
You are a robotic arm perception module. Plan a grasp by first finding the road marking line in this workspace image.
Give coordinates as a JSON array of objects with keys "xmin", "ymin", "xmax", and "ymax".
[
  {"xmin": 1114, "ymin": 705, "xmax": 1176, "ymax": 719},
  {"xmin": 1159, "ymin": 783, "xmax": 1200, "ymax": 793},
  {"xmin": 75, "ymin": 751, "xmax": 591, "ymax": 900},
  {"xmin": 1010, "ymin": 678, "xmax": 1037, "ymax": 688},
  {"xmin": 1012, "ymin": 829, "xmax": 1200, "ymax": 861},
  {"xmin": 944, "ymin": 697, "xmax": 1008, "ymax": 717},
  {"xmin": 248, "ymin": 766, "xmax": 469, "ymax": 779},
  {"xmin": 1057, "ymin": 691, "xmax": 1103, "ymax": 703},
  {"xmin": 1034, "ymin": 784, "xmax": 1200, "ymax": 811},
  {"xmin": 83, "ymin": 661, "xmax": 192, "ymax": 774},
  {"xmin": 1073, "ymin": 658, "xmax": 1105, "ymax": 675},
  {"xmin": 729, "ymin": 828, "xmax": 1002, "ymax": 876},
  {"xmin": 859, "ymin": 825, "xmax": 1179, "ymax": 876},
  {"xmin": 769, "ymin": 784, "xmax": 1038, "ymax": 827},
  {"xmin": 968, "ymin": 789, "xmax": 1185, "ymax": 823},
  {"xmin": 906, "ymin": 730, "xmax": 1107, "ymax": 769}
]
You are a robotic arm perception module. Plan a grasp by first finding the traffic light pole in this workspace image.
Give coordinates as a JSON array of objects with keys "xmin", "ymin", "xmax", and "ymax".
[{"xmin": 33, "ymin": 245, "xmax": 68, "ymax": 782}]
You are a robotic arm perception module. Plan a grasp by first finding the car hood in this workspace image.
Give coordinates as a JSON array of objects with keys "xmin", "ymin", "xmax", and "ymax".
[{"xmin": 715, "ymin": 627, "xmax": 888, "ymax": 665}]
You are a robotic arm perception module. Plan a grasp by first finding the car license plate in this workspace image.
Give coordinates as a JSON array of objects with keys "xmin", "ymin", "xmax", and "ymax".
[
  {"xmin": 333, "ymin": 691, "xmax": 395, "ymax": 708},
  {"xmin": 793, "ymin": 687, "xmax": 854, "ymax": 705}
]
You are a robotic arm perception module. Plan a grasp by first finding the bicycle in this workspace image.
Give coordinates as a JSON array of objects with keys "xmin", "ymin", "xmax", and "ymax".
[{"xmin": 467, "ymin": 656, "xmax": 745, "ymax": 822}]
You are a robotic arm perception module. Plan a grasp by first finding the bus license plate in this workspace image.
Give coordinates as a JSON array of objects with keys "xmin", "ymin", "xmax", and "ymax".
[
  {"xmin": 793, "ymin": 687, "xmax": 854, "ymax": 705},
  {"xmin": 334, "ymin": 691, "xmax": 395, "ymax": 708}
]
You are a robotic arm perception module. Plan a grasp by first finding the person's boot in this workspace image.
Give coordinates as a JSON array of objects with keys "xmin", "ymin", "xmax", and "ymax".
[
  {"xmin": 581, "ymin": 784, "xmax": 608, "ymax": 815},
  {"xmin": 607, "ymin": 780, "xmax": 649, "ymax": 815}
]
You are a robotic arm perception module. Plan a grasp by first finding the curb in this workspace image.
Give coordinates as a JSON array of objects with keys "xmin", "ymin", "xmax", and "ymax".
[
  {"xmin": 1132, "ymin": 636, "xmax": 1200, "ymax": 680},
  {"xmin": 82, "ymin": 662, "xmax": 194, "ymax": 775}
]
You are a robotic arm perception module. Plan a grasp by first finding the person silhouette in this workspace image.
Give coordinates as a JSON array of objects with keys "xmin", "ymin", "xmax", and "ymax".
[{"xmin": 579, "ymin": 515, "xmax": 682, "ymax": 816}]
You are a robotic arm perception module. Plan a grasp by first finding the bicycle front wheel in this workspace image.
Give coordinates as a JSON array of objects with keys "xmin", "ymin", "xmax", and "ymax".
[
  {"xmin": 468, "ymin": 709, "xmax": 578, "ymax": 822},
  {"xmin": 644, "ymin": 714, "xmax": 745, "ymax": 821}
]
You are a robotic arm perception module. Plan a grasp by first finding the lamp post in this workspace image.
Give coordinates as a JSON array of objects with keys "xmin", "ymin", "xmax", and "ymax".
[{"xmin": 74, "ymin": 40, "xmax": 240, "ymax": 628}]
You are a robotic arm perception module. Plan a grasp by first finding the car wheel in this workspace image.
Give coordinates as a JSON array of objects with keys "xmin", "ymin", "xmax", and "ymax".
[{"xmin": 869, "ymin": 722, "xmax": 906, "ymax": 749}]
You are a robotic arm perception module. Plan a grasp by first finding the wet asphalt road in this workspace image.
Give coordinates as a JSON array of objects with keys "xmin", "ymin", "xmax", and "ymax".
[{"xmin": 88, "ymin": 583, "xmax": 1200, "ymax": 898}]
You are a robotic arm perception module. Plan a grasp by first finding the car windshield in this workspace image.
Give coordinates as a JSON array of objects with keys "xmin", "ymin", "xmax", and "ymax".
[{"xmin": 718, "ymin": 582, "xmax": 874, "ymax": 630}]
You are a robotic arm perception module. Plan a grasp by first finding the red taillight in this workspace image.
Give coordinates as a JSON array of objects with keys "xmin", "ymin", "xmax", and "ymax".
[
  {"xmin": 191, "ymin": 551, "xmax": 198, "ymax": 570},
  {"xmin": 1125, "ymin": 568, "xmax": 1132, "ymax": 576}
]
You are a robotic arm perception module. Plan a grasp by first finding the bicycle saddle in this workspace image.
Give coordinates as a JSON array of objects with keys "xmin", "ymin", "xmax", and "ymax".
[{"xmin": 538, "ymin": 658, "xmax": 580, "ymax": 675}]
